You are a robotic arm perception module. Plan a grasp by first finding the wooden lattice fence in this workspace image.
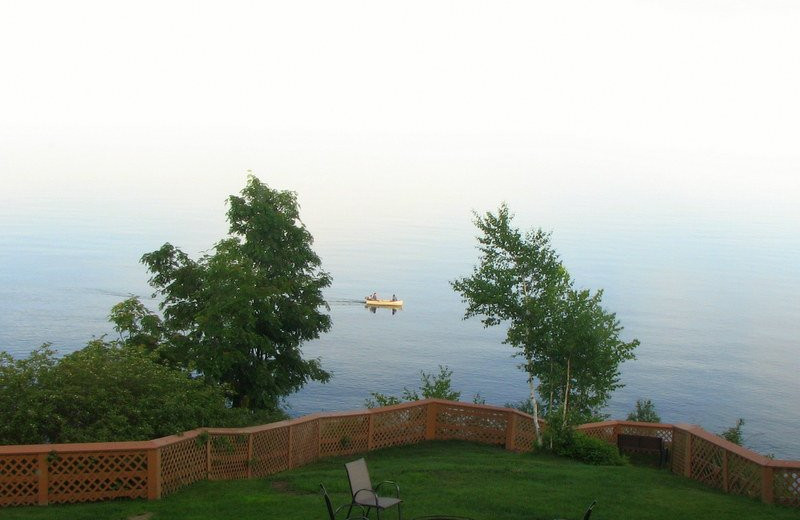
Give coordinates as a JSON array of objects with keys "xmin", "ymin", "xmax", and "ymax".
[
  {"xmin": 576, "ymin": 420, "xmax": 800, "ymax": 508},
  {"xmin": 1, "ymin": 399, "xmax": 798, "ymax": 508}
]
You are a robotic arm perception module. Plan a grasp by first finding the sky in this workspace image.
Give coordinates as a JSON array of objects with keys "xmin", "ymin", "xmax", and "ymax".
[
  {"xmin": 1, "ymin": 0, "xmax": 799, "ymax": 236},
  {"xmin": 1, "ymin": 2, "xmax": 799, "ymax": 456}
]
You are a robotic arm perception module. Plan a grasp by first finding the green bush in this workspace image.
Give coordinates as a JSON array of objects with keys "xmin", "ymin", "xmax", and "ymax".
[
  {"xmin": 0, "ymin": 340, "xmax": 283, "ymax": 444},
  {"xmin": 627, "ymin": 399, "xmax": 661, "ymax": 423},
  {"xmin": 538, "ymin": 407, "xmax": 626, "ymax": 465},
  {"xmin": 556, "ymin": 432, "xmax": 627, "ymax": 465},
  {"xmin": 720, "ymin": 418, "xmax": 745, "ymax": 446},
  {"xmin": 365, "ymin": 365, "xmax": 461, "ymax": 408}
]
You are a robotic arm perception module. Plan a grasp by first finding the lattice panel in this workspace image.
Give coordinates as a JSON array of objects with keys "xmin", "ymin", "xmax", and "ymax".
[
  {"xmin": 620, "ymin": 425, "xmax": 673, "ymax": 447},
  {"xmin": 576, "ymin": 425, "xmax": 615, "ymax": 444},
  {"xmin": 0, "ymin": 455, "xmax": 38, "ymax": 507},
  {"xmin": 671, "ymin": 429, "xmax": 688, "ymax": 475},
  {"xmin": 726, "ymin": 451, "xmax": 761, "ymax": 498},
  {"xmin": 436, "ymin": 404, "xmax": 507, "ymax": 445},
  {"xmin": 290, "ymin": 420, "xmax": 319, "ymax": 468},
  {"xmin": 513, "ymin": 415, "xmax": 537, "ymax": 452},
  {"xmin": 251, "ymin": 427, "xmax": 290, "ymax": 478},
  {"xmin": 161, "ymin": 436, "xmax": 207, "ymax": 496},
  {"xmin": 774, "ymin": 467, "xmax": 800, "ymax": 507},
  {"xmin": 319, "ymin": 415, "xmax": 369, "ymax": 457},
  {"xmin": 690, "ymin": 435, "xmax": 725, "ymax": 490},
  {"xmin": 47, "ymin": 451, "xmax": 148, "ymax": 504},
  {"xmin": 371, "ymin": 405, "xmax": 426, "ymax": 450},
  {"xmin": 209, "ymin": 434, "xmax": 250, "ymax": 480}
]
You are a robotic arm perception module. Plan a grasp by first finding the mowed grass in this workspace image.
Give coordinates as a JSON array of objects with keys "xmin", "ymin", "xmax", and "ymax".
[{"xmin": 4, "ymin": 441, "xmax": 798, "ymax": 520}]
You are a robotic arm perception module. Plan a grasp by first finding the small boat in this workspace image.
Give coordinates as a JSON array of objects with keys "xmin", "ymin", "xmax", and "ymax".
[{"xmin": 364, "ymin": 298, "xmax": 403, "ymax": 307}]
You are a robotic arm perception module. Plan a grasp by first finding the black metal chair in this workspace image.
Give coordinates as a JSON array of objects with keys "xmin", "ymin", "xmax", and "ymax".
[
  {"xmin": 321, "ymin": 483, "xmax": 369, "ymax": 520},
  {"xmin": 555, "ymin": 500, "xmax": 596, "ymax": 520},
  {"xmin": 581, "ymin": 501, "xmax": 596, "ymax": 520},
  {"xmin": 345, "ymin": 457, "xmax": 402, "ymax": 520}
]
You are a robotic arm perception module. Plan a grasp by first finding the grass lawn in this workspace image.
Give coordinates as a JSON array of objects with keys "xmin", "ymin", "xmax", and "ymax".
[{"xmin": 3, "ymin": 441, "xmax": 798, "ymax": 520}]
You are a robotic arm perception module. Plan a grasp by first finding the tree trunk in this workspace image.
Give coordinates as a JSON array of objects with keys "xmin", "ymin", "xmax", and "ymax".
[
  {"xmin": 562, "ymin": 356, "xmax": 571, "ymax": 422},
  {"xmin": 521, "ymin": 281, "xmax": 543, "ymax": 447},
  {"xmin": 529, "ymin": 375, "xmax": 542, "ymax": 447},
  {"xmin": 548, "ymin": 361, "xmax": 554, "ymax": 414}
]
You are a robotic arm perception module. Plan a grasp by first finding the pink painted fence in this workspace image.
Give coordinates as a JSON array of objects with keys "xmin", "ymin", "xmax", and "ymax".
[
  {"xmin": 1, "ymin": 399, "xmax": 797, "ymax": 508},
  {"xmin": 577, "ymin": 420, "xmax": 800, "ymax": 507},
  {"xmin": 0, "ymin": 400, "xmax": 535, "ymax": 507}
]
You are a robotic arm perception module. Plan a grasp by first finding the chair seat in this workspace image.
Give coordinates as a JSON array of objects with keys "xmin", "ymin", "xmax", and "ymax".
[{"xmin": 354, "ymin": 495, "xmax": 402, "ymax": 509}]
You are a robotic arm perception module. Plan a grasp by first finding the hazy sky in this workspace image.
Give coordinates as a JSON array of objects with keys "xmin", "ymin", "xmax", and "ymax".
[{"xmin": 1, "ymin": 1, "xmax": 799, "ymax": 235}]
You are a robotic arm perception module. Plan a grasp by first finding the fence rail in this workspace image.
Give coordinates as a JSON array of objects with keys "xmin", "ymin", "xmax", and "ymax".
[{"xmin": 1, "ymin": 399, "xmax": 798, "ymax": 508}]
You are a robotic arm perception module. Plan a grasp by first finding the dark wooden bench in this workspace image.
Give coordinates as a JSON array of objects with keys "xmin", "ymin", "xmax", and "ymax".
[{"xmin": 617, "ymin": 433, "xmax": 668, "ymax": 467}]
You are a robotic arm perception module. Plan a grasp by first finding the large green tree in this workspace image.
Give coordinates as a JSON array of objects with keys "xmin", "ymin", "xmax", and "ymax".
[
  {"xmin": 131, "ymin": 176, "xmax": 332, "ymax": 410},
  {"xmin": 452, "ymin": 204, "xmax": 638, "ymax": 441}
]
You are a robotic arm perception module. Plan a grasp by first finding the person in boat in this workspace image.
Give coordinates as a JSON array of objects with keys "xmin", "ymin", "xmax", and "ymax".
[
  {"xmin": 370, "ymin": 292, "xmax": 377, "ymax": 300},
  {"xmin": 391, "ymin": 294, "xmax": 397, "ymax": 301}
]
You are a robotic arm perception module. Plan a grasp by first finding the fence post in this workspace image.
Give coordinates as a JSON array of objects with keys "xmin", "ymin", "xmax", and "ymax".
[
  {"xmin": 206, "ymin": 435, "xmax": 212, "ymax": 479},
  {"xmin": 722, "ymin": 450, "xmax": 729, "ymax": 492},
  {"xmin": 504, "ymin": 411, "xmax": 517, "ymax": 451},
  {"xmin": 37, "ymin": 453, "xmax": 49, "ymax": 506},
  {"xmin": 147, "ymin": 447, "xmax": 162, "ymax": 500},
  {"xmin": 287, "ymin": 425, "xmax": 294, "ymax": 469},
  {"xmin": 684, "ymin": 433, "xmax": 693, "ymax": 478},
  {"xmin": 367, "ymin": 412, "xmax": 375, "ymax": 451},
  {"xmin": 761, "ymin": 465, "xmax": 774, "ymax": 504},
  {"xmin": 247, "ymin": 433, "xmax": 254, "ymax": 479},
  {"xmin": 425, "ymin": 402, "xmax": 438, "ymax": 440},
  {"xmin": 315, "ymin": 419, "xmax": 321, "ymax": 460}
]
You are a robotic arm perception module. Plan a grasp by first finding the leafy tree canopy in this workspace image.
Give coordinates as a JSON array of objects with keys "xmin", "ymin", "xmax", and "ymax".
[
  {"xmin": 627, "ymin": 399, "xmax": 662, "ymax": 423},
  {"xmin": 120, "ymin": 176, "xmax": 332, "ymax": 411},
  {"xmin": 452, "ymin": 203, "xmax": 638, "ymax": 431}
]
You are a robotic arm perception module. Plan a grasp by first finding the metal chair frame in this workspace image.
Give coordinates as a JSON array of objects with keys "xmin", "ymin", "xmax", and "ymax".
[
  {"xmin": 321, "ymin": 483, "xmax": 370, "ymax": 520},
  {"xmin": 345, "ymin": 458, "xmax": 402, "ymax": 520}
]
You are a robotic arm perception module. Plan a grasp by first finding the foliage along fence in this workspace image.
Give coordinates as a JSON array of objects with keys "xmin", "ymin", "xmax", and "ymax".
[
  {"xmin": 0, "ymin": 399, "xmax": 797, "ymax": 508},
  {"xmin": 576, "ymin": 420, "xmax": 800, "ymax": 507}
]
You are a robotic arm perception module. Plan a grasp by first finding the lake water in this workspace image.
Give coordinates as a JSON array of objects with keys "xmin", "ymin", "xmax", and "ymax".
[{"xmin": 1, "ymin": 175, "xmax": 798, "ymax": 458}]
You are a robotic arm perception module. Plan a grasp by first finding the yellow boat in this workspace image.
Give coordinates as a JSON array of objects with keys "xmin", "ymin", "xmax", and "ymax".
[{"xmin": 364, "ymin": 298, "xmax": 403, "ymax": 307}]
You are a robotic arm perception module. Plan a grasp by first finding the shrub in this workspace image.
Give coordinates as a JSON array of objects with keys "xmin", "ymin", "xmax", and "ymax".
[
  {"xmin": 538, "ymin": 406, "xmax": 626, "ymax": 466},
  {"xmin": 365, "ymin": 365, "xmax": 461, "ymax": 408},
  {"xmin": 556, "ymin": 432, "xmax": 627, "ymax": 465},
  {"xmin": 627, "ymin": 399, "xmax": 661, "ymax": 423},
  {"xmin": 720, "ymin": 418, "xmax": 745, "ymax": 446},
  {"xmin": 0, "ymin": 340, "xmax": 275, "ymax": 444}
]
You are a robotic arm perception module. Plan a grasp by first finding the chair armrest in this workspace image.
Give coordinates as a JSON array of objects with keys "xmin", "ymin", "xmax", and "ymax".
[
  {"xmin": 353, "ymin": 488, "xmax": 379, "ymax": 506},
  {"xmin": 335, "ymin": 502, "xmax": 369, "ymax": 519},
  {"xmin": 375, "ymin": 480, "xmax": 401, "ymax": 497}
]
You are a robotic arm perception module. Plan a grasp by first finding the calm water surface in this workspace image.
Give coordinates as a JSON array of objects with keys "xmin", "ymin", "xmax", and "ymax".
[{"xmin": 1, "ymin": 195, "xmax": 798, "ymax": 458}]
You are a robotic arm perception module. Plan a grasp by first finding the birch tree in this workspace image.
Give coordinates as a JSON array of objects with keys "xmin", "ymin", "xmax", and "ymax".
[
  {"xmin": 451, "ymin": 204, "xmax": 566, "ymax": 445},
  {"xmin": 452, "ymin": 203, "xmax": 638, "ymax": 442}
]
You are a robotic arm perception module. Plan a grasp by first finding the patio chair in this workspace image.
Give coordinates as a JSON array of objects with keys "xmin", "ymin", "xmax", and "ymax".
[
  {"xmin": 555, "ymin": 500, "xmax": 596, "ymax": 520},
  {"xmin": 345, "ymin": 457, "xmax": 402, "ymax": 520},
  {"xmin": 321, "ymin": 483, "xmax": 369, "ymax": 520}
]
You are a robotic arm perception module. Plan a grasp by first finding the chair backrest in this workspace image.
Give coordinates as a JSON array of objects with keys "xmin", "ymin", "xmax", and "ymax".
[
  {"xmin": 345, "ymin": 458, "xmax": 374, "ymax": 498},
  {"xmin": 582, "ymin": 500, "xmax": 597, "ymax": 520},
  {"xmin": 320, "ymin": 483, "xmax": 336, "ymax": 520}
]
